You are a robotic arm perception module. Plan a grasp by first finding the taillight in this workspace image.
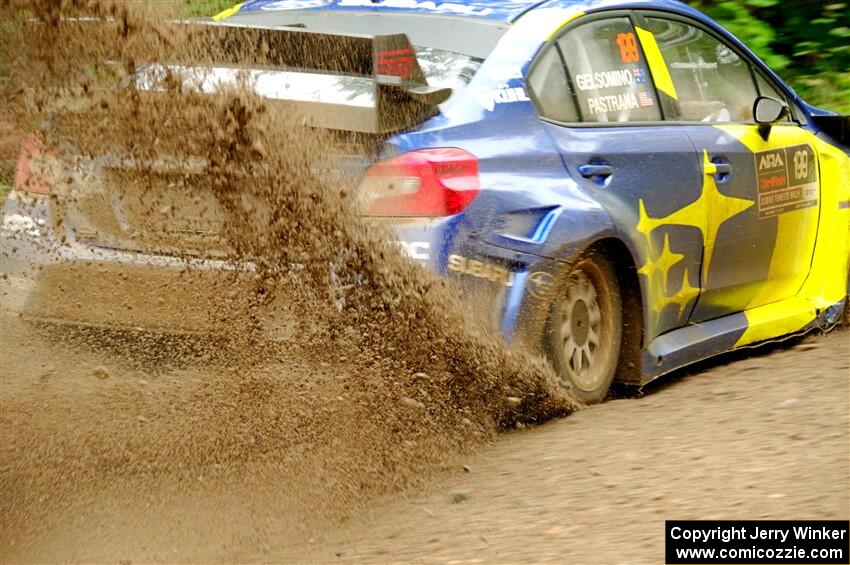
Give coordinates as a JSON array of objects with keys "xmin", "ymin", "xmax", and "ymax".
[
  {"xmin": 360, "ymin": 148, "xmax": 480, "ymax": 217},
  {"xmin": 14, "ymin": 134, "xmax": 52, "ymax": 195}
]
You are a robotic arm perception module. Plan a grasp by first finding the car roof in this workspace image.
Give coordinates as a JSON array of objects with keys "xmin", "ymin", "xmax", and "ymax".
[
  {"xmin": 538, "ymin": 0, "xmax": 698, "ymax": 19},
  {"xmin": 226, "ymin": 1, "xmax": 550, "ymax": 22},
  {"xmin": 225, "ymin": 0, "xmax": 697, "ymax": 23}
]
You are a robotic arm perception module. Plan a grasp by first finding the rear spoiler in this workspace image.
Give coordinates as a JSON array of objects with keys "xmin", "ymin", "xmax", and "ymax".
[{"xmin": 168, "ymin": 22, "xmax": 452, "ymax": 134}]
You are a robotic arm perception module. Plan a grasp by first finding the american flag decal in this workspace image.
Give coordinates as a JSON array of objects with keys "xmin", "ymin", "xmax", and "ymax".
[{"xmin": 638, "ymin": 91, "xmax": 654, "ymax": 107}]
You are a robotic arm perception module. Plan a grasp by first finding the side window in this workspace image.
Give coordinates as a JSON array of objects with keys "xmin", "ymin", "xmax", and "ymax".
[
  {"xmin": 755, "ymin": 73, "xmax": 783, "ymax": 101},
  {"xmin": 754, "ymin": 72, "xmax": 800, "ymax": 122},
  {"xmin": 527, "ymin": 46, "xmax": 579, "ymax": 123},
  {"xmin": 641, "ymin": 17, "xmax": 759, "ymax": 122},
  {"xmin": 557, "ymin": 17, "xmax": 662, "ymax": 123}
]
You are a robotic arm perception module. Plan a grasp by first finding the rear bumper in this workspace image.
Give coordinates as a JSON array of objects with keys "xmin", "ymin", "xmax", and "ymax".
[
  {"xmin": 387, "ymin": 214, "xmax": 561, "ymax": 346},
  {"xmin": 2, "ymin": 194, "xmax": 555, "ymax": 344},
  {"xmin": 1, "ymin": 192, "xmax": 253, "ymax": 333}
]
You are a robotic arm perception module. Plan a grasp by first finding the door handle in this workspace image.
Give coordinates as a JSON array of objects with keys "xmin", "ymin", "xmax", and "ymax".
[
  {"xmin": 578, "ymin": 164, "xmax": 614, "ymax": 179},
  {"xmin": 704, "ymin": 162, "xmax": 733, "ymax": 176}
]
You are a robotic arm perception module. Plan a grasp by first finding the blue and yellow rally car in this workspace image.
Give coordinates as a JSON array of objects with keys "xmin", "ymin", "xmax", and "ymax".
[{"xmin": 4, "ymin": 0, "xmax": 849, "ymax": 402}]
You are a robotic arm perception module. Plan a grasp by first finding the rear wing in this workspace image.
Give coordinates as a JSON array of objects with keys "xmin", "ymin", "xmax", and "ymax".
[{"xmin": 160, "ymin": 22, "xmax": 453, "ymax": 134}]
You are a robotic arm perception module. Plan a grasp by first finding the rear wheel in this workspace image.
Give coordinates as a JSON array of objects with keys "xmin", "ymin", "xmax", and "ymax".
[{"xmin": 545, "ymin": 253, "xmax": 622, "ymax": 404}]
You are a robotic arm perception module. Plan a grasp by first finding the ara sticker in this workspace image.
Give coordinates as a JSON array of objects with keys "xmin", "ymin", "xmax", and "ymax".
[{"xmin": 754, "ymin": 144, "xmax": 818, "ymax": 219}]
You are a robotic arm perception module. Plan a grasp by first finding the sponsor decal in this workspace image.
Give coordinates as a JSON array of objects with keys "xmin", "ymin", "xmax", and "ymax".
[
  {"xmin": 260, "ymin": 0, "xmax": 333, "ymax": 10},
  {"xmin": 616, "ymin": 32, "xmax": 640, "ymax": 64},
  {"xmin": 586, "ymin": 92, "xmax": 639, "ymax": 115},
  {"xmin": 754, "ymin": 144, "xmax": 818, "ymax": 219},
  {"xmin": 474, "ymin": 86, "xmax": 530, "ymax": 112},
  {"xmin": 447, "ymin": 254, "xmax": 515, "ymax": 287},
  {"xmin": 336, "ymin": 0, "xmax": 493, "ymax": 16},
  {"xmin": 527, "ymin": 271, "xmax": 554, "ymax": 299},
  {"xmin": 375, "ymin": 46, "xmax": 416, "ymax": 79},
  {"xmin": 398, "ymin": 241, "xmax": 430, "ymax": 262},
  {"xmin": 574, "ymin": 69, "xmax": 635, "ymax": 91}
]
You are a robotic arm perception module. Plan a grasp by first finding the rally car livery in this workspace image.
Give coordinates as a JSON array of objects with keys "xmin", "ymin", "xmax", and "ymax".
[{"xmin": 4, "ymin": 0, "xmax": 849, "ymax": 402}]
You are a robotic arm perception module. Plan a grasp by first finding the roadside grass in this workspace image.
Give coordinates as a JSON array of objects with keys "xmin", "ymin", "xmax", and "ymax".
[{"xmin": 179, "ymin": 0, "xmax": 234, "ymax": 18}]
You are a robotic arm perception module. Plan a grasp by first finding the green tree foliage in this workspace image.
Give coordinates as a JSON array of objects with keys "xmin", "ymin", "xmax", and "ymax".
[
  {"xmin": 689, "ymin": 0, "xmax": 850, "ymax": 112},
  {"xmin": 182, "ymin": 0, "xmax": 234, "ymax": 18}
]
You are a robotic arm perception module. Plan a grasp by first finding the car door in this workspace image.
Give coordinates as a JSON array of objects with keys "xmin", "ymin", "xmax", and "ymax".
[
  {"xmin": 632, "ymin": 13, "xmax": 821, "ymax": 323},
  {"xmin": 527, "ymin": 14, "xmax": 705, "ymax": 342}
]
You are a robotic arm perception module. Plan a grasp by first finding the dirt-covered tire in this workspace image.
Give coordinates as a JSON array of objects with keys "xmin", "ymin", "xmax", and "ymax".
[
  {"xmin": 843, "ymin": 263, "xmax": 850, "ymax": 327},
  {"xmin": 545, "ymin": 252, "xmax": 622, "ymax": 404}
]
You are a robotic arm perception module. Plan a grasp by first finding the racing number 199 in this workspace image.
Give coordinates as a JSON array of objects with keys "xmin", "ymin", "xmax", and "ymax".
[{"xmin": 616, "ymin": 32, "xmax": 640, "ymax": 63}]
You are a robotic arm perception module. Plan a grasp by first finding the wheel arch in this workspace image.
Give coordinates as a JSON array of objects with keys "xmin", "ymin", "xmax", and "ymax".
[{"xmin": 579, "ymin": 236, "xmax": 645, "ymax": 387}]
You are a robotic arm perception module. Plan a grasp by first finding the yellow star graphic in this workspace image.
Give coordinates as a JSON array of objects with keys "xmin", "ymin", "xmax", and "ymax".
[
  {"xmin": 639, "ymin": 233, "xmax": 684, "ymax": 302},
  {"xmin": 638, "ymin": 150, "xmax": 754, "ymax": 281},
  {"xmin": 653, "ymin": 267, "xmax": 701, "ymax": 317},
  {"xmin": 636, "ymin": 150, "xmax": 755, "ymax": 332}
]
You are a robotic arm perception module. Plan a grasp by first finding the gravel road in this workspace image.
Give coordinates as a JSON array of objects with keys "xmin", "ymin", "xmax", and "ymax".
[
  {"xmin": 1, "ymin": 316, "xmax": 847, "ymax": 564},
  {"xmin": 288, "ymin": 329, "xmax": 849, "ymax": 564}
]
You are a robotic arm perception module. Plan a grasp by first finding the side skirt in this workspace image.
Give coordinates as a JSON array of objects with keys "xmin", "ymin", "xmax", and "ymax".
[{"xmin": 639, "ymin": 296, "xmax": 846, "ymax": 386}]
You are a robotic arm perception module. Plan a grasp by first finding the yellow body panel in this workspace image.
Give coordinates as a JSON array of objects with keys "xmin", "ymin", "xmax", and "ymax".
[
  {"xmin": 730, "ymin": 129, "xmax": 850, "ymax": 347},
  {"xmin": 212, "ymin": 2, "xmax": 245, "ymax": 22},
  {"xmin": 797, "ymin": 136, "xmax": 850, "ymax": 307},
  {"xmin": 545, "ymin": 11, "xmax": 585, "ymax": 39},
  {"xmin": 736, "ymin": 297, "xmax": 818, "ymax": 347},
  {"xmin": 711, "ymin": 125, "xmax": 821, "ymax": 312}
]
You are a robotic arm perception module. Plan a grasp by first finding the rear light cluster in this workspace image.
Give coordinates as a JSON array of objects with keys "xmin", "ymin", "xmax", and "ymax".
[
  {"xmin": 359, "ymin": 148, "xmax": 480, "ymax": 217},
  {"xmin": 14, "ymin": 134, "xmax": 53, "ymax": 195}
]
